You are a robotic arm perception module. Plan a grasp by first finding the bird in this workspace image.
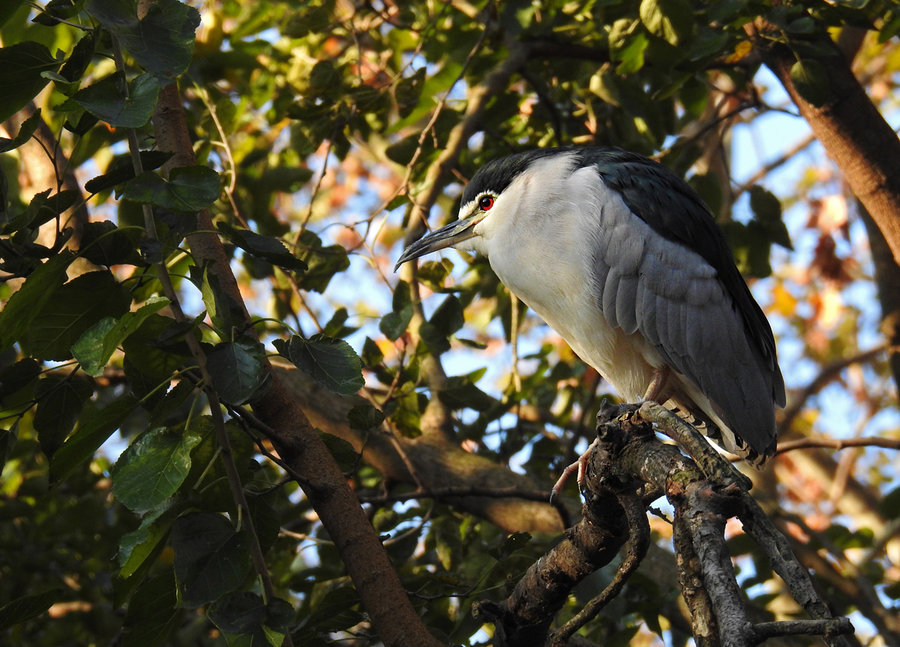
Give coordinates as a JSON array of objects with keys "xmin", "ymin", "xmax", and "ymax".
[{"xmin": 395, "ymin": 146, "xmax": 786, "ymax": 485}]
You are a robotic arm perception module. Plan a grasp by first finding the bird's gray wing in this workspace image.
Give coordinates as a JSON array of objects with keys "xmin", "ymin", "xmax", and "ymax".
[
  {"xmin": 591, "ymin": 193, "xmax": 778, "ymax": 457},
  {"xmin": 583, "ymin": 148, "xmax": 785, "ymax": 408}
]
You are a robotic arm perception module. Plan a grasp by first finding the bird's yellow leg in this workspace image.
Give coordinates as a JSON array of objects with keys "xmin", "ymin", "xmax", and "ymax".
[
  {"xmin": 550, "ymin": 438, "xmax": 597, "ymax": 503},
  {"xmin": 642, "ymin": 366, "xmax": 671, "ymax": 403},
  {"xmin": 551, "ymin": 369, "xmax": 672, "ymax": 502}
]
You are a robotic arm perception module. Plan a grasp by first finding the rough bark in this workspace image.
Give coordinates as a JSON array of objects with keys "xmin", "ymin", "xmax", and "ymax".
[
  {"xmin": 859, "ymin": 201, "xmax": 900, "ymax": 396},
  {"xmin": 475, "ymin": 405, "xmax": 855, "ymax": 647},
  {"xmin": 273, "ymin": 363, "xmax": 567, "ymax": 533},
  {"xmin": 748, "ymin": 23, "xmax": 900, "ymax": 263},
  {"xmin": 149, "ymin": 82, "xmax": 444, "ymax": 647}
]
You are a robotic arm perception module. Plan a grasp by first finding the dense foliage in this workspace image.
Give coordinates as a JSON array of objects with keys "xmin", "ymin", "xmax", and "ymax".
[{"xmin": 0, "ymin": 0, "xmax": 898, "ymax": 645}]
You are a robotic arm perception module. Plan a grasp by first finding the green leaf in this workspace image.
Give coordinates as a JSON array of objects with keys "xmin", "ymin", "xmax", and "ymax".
[
  {"xmin": 380, "ymin": 280, "xmax": 413, "ymax": 341},
  {"xmin": 33, "ymin": 373, "xmax": 94, "ymax": 456},
  {"xmin": 790, "ymin": 59, "xmax": 830, "ymax": 107},
  {"xmin": 58, "ymin": 31, "xmax": 96, "ymax": 86},
  {"xmin": 71, "ymin": 72, "xmax": 161, "ymax": 128},
  {"xmin": 171, "ymin": 512, "xmax": 251, "ymax": 607},
  {"xmin": 208, "ymin": 592, "xmax": 266, "ymax": 634},
  {"xmin": 77, "ymin": 220, "xmax": 145, "ymax": 267},
  {"xmin": 50, "ymin": 395, "xmax": 140, "ymax": 480},
  {"xmin": 118, "ymin": 508, "xmax": 173, "ymax": 577},
  {"xmin": 307, "ymin": 586, "xmax": 362, "ymax": 633},
  {"xmin": 0, "ymin": 108, "xmax": 42, "ymax": 153},
  {"xmin": 2, "ymin": 188, "xmax": 77, "ymax": 235},
  {"xmin": 430, "ymin": 295, "xmax": 464, "ymax": 337},
  {"xmin": 0, "ymin": 251, "xmax": 73, "ymax": 351},
  {"xmin": 120, "ymin": 571, "xmax": 179, "ymax": 647},
  {"xmin": 217, "ymin": 222, "xmax": 308, "ymax": 272},
  {"xmin": 273, "ymin": 335, "xmax": 364, "ymax": 395},
  {"xmin": 32, "ymin": 0, "xmax": 79, "ymax": 26},
  {"xmin": 209, "ymin": 592, "xmax": 294, "ymax": 645},
  {"xmin": 84, "ymin": 151, "xmax": 173, "ymax": 194},
  {"xmin": 121, "ymin": 314, "xmax": 192, "ymax": 402},
  {"xmin": 112, "ymin": 426, "xmax": 202, "ymax": 513},
  {"xmin": 205, "ymin": 338, "xmax": 269, "ymax": 405},
  {"xmin": 122, "ymin": 166, "xmax": 220, "ymax": 211},
  {"xmin": 0, "ymin": 358, "xmax": 41, "ymax": 405},
  {"xmin": 749, "ymin": 186, "xmax": 792, "ymax": 250},
  {"xmin": 438, "ymin": 376, "xmax": 494, "ymax": 412},
  {"xmin": 639, "ymin": 0, "xmax": 693, "ymax": 46},
  {"xmin": 0, "ymin": 0, "xmax": 27, "ymax": 31},
  {"xmin": 87, "ymin": 0, "xmax": 200, "ymax": 83},
  {"xmin": 360, "ymin": 336, "xmax": 383, "ymax": 367},
  {"xmin": 72, "ymin": 297, "xmax": 170, "ymax": 376},
  {"xmin": 188, "ymin": 263, "xmax": 248, "ymax": 335},
  {"xmin": 0, "ymin": 42, "xmax": 58, "ymax": 123},
  {"xmin": 317, "ymin": 429, "xmax": 359, "ymax": 472},
  {"xmin": 294, "ymin": 229, "xmax": 350, "ymax": 293},
  {"xmin": 322, "ymin": 307, "xmax": 356, "ymax": 339},
  {"xmin": 0, "ymin": 589, "xmax": 62, "ymax": 631},
  {"xmin": 20, "ymin": 270, "xmax": 132, "ymax": 361},
  {"xmin": 347, "ymin": 403, "xmax": 385, "ymax": 430},
  {"xmin": 614, "ymin": 31, "xmax": 649, "ymax": 75}
]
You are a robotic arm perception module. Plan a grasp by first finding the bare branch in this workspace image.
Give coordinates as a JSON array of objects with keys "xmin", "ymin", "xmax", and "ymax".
[
  {"xmin": 476, "ymin": 404, "xmax": 856, "ymax": 646},
  {"xmin": 549, "ymin": 492, "xmax": 650, "ymax": 646},
  {"xmin": 775, "ymin": 436, "xmax": 900, "ymax": 455}
]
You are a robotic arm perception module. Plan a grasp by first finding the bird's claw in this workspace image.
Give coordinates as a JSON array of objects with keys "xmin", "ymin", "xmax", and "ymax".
[{"xmin": 549, "ymin": 437, "xmax": 599, "ymax": 503}]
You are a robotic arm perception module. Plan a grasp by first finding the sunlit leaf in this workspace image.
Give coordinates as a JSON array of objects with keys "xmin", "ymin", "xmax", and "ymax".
[
  {"xmin": 111, "ymin": 426, "xmax": 203, "ymax": 513},
  {"xmin": 639, "ymin": 0, "xmax": 693, "ymax": 46},
  {"xmin": 118, "ymin": 508, "xmax": 173, "ymax": 577},
  {"xmin": 72, "ymin": 297, "xmax": 170, "ymax": 376}
]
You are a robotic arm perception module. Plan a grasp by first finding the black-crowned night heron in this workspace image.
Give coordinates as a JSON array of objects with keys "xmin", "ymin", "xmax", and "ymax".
[{"xmin": 396, "ymin": 147, "xmax": 785, "ymax": 483}]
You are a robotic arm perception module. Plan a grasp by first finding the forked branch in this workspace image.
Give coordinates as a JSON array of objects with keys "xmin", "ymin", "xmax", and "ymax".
[{"xmin": 475, "ymin": 403, "xmax": 855, "ymax": 646}]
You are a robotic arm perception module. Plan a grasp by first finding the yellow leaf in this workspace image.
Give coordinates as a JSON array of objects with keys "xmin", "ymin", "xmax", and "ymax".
[
  {"xmin": 725, "ymin": 40, "xmax": 753, "ymax": 63},
  {"xmin": 772, "ymin": 282, "xmax": 798, "ymax": 317}
]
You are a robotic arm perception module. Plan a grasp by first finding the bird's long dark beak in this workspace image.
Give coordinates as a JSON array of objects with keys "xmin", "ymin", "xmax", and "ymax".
[{"xmin": 394, "ymin": 213, "xmax": 483, "ymax": 271}]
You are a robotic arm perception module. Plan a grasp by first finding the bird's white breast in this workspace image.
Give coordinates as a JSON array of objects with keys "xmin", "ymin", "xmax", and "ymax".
[{"xmin": 471, "ymin": 156, "xmax": 665, "ymax": 400}]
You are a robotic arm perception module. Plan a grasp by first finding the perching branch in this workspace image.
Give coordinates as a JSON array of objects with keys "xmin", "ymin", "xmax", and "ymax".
[
  {"xmin": 549, "ymin": 491, "xmax": 650, "ymax": 647},
  {"xmin": 475, "ymin": 403, "xmax": 856, "ymax": 646}
]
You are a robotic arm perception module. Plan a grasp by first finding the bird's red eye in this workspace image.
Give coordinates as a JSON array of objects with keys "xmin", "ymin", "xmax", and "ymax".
[{"xmin": 478, "ymin": 195, "xmax": 495, "ymax": 211}]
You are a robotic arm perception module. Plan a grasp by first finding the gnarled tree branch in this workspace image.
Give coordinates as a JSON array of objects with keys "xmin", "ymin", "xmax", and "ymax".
[{"xmin": 475, "ymin": 403, "xmax": 856, "ymax": 646}]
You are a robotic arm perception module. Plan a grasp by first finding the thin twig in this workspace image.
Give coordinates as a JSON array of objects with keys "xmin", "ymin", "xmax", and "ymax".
[
  {"xmin": 775, "ymin": 435, "xmax": 900, "ymax": 455},
  {"xmin": 110, "ymin": 35, "xmax": 283, "ymax": 626},
  {"xmin": 550, "ymin": 491, "xmax": 650, "ymax": 646}
]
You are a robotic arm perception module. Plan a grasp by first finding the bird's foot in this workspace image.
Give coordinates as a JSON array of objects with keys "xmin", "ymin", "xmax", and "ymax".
[
  {"xmin": 549, "ymin": 401, "xmax": 642, "ymax": 503},
  {"xmin": 550, "ymin": 437, "xmax": 598, "ymax": 504}
]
